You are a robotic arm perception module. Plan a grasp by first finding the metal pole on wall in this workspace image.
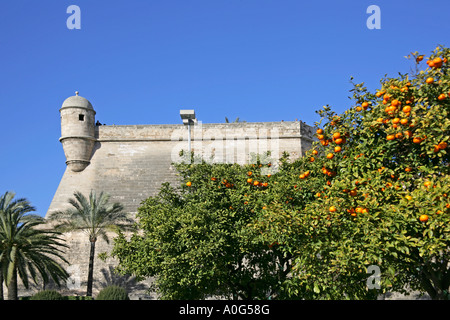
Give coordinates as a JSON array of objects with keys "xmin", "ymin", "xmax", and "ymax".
[{"xmin": 180, "ymin": 109, "xmax": 196, "ymax": 159}]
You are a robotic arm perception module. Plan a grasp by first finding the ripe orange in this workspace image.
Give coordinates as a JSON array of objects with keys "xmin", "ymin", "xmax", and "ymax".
[
  {"xmin": 438, "ymin": 93, "xmax": 447, "ymax": 101},
  {"xmin": 391, "ymin": 99, "xmax": 400, "ymax": 107},
  {"xmin": 310, "ymin": 157, "xmax": 315, "ymax": 162},
  {"xmin": 312, "ymin": 149, "xmax": 318, "ymax": 155},
  {"xmin": 299, "ymin": 174, "xmax": 305, "ymax": 179},
  {"xmin": 438, "ymin": 141, "xmax": 448, "ymax": 150},
  {"xmin": 376, "ymin": 90, "xmax": 386, "ymax": 97},
  {"xmin": 426, "ymin": 77, "xmax": 434, "ymax": 84},
  {"xmin": 416, "ymin": 55, "xmax": 424, "ymax": 62},
  {"xmin": 247, "ymin": 178, "xmax": 253, "ymax": 183},
  {"xmin": 405, "ymin": 195, "xmax": 413, "ymax": 201},
  {"xmin": 361, "ymin": 102, "xmax": 369, "ymax": 109},
  {"xmin": 395, "ymin": 132, "xmax": 403, "ymax": 139},
  {"xmin": 433, "ymin": 57, "xmax": 443, "ymax": 68},
  {"xmin": 186, "ymin": 181, "xmax": 192, "ymax": 187},
  {"xmin": 392, "ymin": 118, "xmax": 400, "ymax": 124},
  {"xmin": 334, "ymin": 146, "xmax": 342, "ymax": 153},
  {"xmin": 329, "ymin": 206, "xmax": 337, "ymax": 213},
  {"xmin": 402, "ymin": 105, "xmax": 412, "ymax": 113},
  {"xmin": 247, "ymin": 171, "xmax": 252, "ymax": 176},
  {"xmin": 386, "ymin": 135, "xmax": 395, "ymax": 141},
  {"xmin": 386, "ymin": 105, "xmax": 397, "ymax": 113},
  {"xmin": 377, "ymin": 118, "xmax": 383, "ymax": 123},
  {"xmin": 405, "ymin": 167, "xmax": 412, "ymax": 172},
  {"xmin": 419, "ymin": 214, "xmax": 429, "ymax": 222},
  {"xmin": 333, "ymin": 132, "xmax": 341, "ymax": 139},
  {"xmin": 400, "ymin": 118, "xmax": 408, "ymax": 125},
  {"xmin": 253, "ymin": 180, "xmax": 259, "ymax": 186},
  {"xmin": 316, "ymin": 128, "xmax": 323, "ymax": 134},
  {"xmin": 334, "ymin": 138, "xmax": 344, "ymax": 145},
  {"xmin": 413, "ymin": 137, "xmax": 422, "ymax": 144},
  {"xmin": 327, "ymin": 153, "xmax": 334, "ymax": 159},
  {"xmin": 424, "ymin": 181, "xmax": 432, "ymax": 188}
]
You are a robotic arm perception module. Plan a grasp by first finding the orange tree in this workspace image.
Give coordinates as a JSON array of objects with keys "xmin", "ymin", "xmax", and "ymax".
[
  {"xmin": 112, "ymin": 152, "xmax": 305, "ymax": 299},
  {"xmin": 270, "ymin": 45, "xmax": 450, "ymax": 299},
  {"xmin": 112, "ymin": 46, "xmax": 450, "ymax": 300}
]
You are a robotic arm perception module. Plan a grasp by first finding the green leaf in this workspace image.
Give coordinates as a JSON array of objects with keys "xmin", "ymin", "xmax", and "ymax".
[{"xmin": 313, "ymin": 283, "xmax": 321, "ymax": 294}]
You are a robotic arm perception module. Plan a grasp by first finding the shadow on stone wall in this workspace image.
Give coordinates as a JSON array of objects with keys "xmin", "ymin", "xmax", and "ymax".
[{"xmin": 97, "ymin": 266, "xmax": 156, "ymax": 300}]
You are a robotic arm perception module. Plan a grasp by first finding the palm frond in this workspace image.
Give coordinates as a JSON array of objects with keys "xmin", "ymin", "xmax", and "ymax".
[{"xmin": 0, "ymin": 191, "xmax": 69, "ymax": 295}]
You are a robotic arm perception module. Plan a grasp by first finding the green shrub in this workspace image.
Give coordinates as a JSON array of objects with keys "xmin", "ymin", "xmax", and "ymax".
[
  {"xmin": 95, "ymin": 285, "xmax": 129, "ymax": 300},
  {"xmin": 30, "ymin": 290, "xmax": 64, "ymax": 300}
]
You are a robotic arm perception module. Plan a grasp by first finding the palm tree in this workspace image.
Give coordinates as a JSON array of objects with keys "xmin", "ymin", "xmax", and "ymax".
[
  {"xmin": 48, "ymin": 190, "xmax": 132, "ymax": 297},
  {"xmin": 0, "ymin": 191, "xmax": 69, "ymax": 300}
]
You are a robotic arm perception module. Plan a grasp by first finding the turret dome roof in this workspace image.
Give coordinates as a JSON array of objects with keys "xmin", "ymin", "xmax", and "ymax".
[{"xmin": 61, "ymin": 91, "xmax": 93, "ymax": 110}]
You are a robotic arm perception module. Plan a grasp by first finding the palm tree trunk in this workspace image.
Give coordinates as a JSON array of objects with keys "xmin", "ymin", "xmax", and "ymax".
[
  {"xmin": 7, "ymin": 269, "xmax": 18, "ymax": 300},
  {"xmin": 86, "ymin": 240, "xmax": 96, "ymax": 297}
]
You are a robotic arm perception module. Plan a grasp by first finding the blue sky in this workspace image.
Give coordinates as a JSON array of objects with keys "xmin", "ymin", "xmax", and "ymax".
[{"xmin": 0, "ymin": 0, "xmax": 449, "ymax": 217}]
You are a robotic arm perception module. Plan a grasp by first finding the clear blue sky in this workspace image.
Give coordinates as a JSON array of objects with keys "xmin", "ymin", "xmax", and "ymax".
[{"xmin": 1, "ymin": 0, "xmax": 449, "ymax": 217}]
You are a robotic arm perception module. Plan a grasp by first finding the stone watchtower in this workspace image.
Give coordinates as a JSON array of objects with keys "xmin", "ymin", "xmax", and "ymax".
[{"xmin": 59, "ymin": 92, "xmax": 96, "ymax": 172}]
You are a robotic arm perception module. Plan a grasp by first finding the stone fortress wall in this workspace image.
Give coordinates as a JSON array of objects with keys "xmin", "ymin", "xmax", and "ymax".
[{"xmin": 47, "ymin": 120, "xmax": 315, "ymax": 217}]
